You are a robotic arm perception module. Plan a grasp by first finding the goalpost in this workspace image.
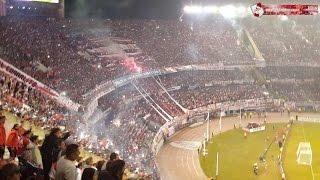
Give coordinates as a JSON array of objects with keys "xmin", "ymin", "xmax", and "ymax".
[{"xmin": 297, "ymin": 142, "xmax": 312, "ymax": 166}]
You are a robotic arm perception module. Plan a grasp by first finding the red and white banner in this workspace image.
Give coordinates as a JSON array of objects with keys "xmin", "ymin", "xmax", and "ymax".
[{"xmin": 251, "ymin": 3, "xmax": 318, "ymax": 17}]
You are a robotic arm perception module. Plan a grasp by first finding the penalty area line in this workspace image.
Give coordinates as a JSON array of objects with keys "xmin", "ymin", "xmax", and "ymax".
[
  {"xmin": 311, "ymin": 166, "xmax": 315, "ymax": 180},
  {"xmin": 300, "ymin": 123, "xmax": 315, "ymax": 180}
]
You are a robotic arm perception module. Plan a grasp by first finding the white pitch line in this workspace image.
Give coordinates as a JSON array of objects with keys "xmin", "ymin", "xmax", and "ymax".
[
  {"xmin": 185, "ymin": 150, "xmax": 192, "ymax": 177},
  {"xmin": 301, "ymin": 123, "xmax": 315, "ymax": 180},
  {"xmin": 311, "ymin": 166, "xmax": 315, "ymax": 180},
  {"xmin": 179, "ymin": 148, "xmax": 184, "ymax": 168},
  {"xmin": 192, "ymin": 150, "xmax": 200, "ymax": 177},
  {"xmin": 189, "ymin": 127, "xmax": 205, "ymax": 179},
  {"xmin": 186, "ymin": 133, "xmax": 198, "ymax": 177}
]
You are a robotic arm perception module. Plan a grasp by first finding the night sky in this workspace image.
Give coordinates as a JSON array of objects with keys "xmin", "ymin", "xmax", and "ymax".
[{"xmin": 65, "ymin": 0, "xmax": 182, "ymax": 19}]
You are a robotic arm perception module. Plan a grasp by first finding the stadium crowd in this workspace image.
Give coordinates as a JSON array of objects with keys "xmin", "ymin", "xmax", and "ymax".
[
  {"xmin": 171, "ymin": 84, "xmax": 265, "ymax": 110},
  {"xmin": 101, "ymin": 101, "xmax": 160, "ymax": 177},
  {"xmin": 0, "ymin": 71, "xmax": 70, "ymax": 131},
  {"xmin": 259, "ymin": 66, "xmax": 320, "ymax": 80},
  {"xmin": 0, "ymin": 71, "xmax": 155, "ymax": 179},
  {"xmin": 0, "ymin": 13, "xmax": 320, "ymax": 180},
  {"xmin": 158, "ymin": 69, "xmax": 249, "ymax": 87},
  {"xmin": 244, "ymin": 17, "xmax": 320, "ymax": 65},
  {"xmin": 267, "ymin": 81, "xmax": 320, "ymax": 102},
  {"xmin": 0, "ymin": 15, "xmax": 319, "ymax": 103},
  {"xmin": 0, "ymin": 17, "xmax": 136, "ymax": 102},
  {"xmin": 0, "ymin": 120, "xmax": 129, "ymax": 180},
  {"xmin": 106, "ymin": 18, "xmax": 253, "ymax": 67},
  {"xmin": 0, "ymin": 16, "xmax": 255, "ymax": 102}
]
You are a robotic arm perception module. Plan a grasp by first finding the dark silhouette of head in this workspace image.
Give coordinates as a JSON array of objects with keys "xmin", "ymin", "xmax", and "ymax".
[
  {"xmin": 0, "ymin": 163, "xmax": 21, "ymax": 180},
  {"xmin": 65, "ymin": 144, "xmax": 80, "ymax": 161},
  {"xmin": 109, "ymin": 160, "xmax": 125, "ymax": 179},
  {"xmin": 12, "ymin": 124, "xmax": 19, "ymax": 130},
  {"xmin": 110, "ymin": 152, "xmax": 119, "ymax": 161},
  {"xmin": 50, "ymin": 127, "xmax": 62, "ymax": 138},
  {"xmin": 81, "ymin": 167, "xmax": 97, "ymax": 180}
]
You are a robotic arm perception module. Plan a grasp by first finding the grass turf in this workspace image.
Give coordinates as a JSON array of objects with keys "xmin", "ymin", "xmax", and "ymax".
[
  {"xmin": 283, "ymin": 122, "xmax": 320, "ymax": 180},
  {"xmin": 200, "ymin": 123, "xmax": 286, "ymax": 180}
]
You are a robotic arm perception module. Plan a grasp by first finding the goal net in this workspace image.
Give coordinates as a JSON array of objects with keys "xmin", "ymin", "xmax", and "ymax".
[{"xmin": 296, "ymin": 142, "xmax": 312, "ymax": 165}]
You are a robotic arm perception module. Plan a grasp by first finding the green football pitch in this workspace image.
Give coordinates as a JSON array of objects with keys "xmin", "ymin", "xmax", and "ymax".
[
  {"xmin": 200, "ymin": 122, "xmax": 320, "ymax": 180},
  {"xmin": 283, "ymin": 122, "xmax": 320, "ymax": 180}
]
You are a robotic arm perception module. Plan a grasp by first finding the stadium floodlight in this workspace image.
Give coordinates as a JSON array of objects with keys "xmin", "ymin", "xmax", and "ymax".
[
  {"xmin": 183, "ymin": 5, "xmax": 203, "ymax": 14},
  {"xmin": 236, "ymin": 6, "xmax": 248, "ymax": 17},
  {"xmin": 219, "ymin": 5, "xmax": 237, "ymax": 19},
  {"xmin": 183, "ymin": 4, "xmax": 249, "ymax": 18},
  {"xmin": 237, "ymin": 6, "xmax": 246, "ymax": 14},
  {"xmin": 203, "ymin": 6, "xmax": 219, "ymax": 14}
]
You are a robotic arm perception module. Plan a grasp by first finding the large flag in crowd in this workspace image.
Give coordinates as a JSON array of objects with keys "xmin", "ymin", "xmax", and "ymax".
[{"xmin": 242, "ymin": 29, "xmax": 264, "ymax": 61}]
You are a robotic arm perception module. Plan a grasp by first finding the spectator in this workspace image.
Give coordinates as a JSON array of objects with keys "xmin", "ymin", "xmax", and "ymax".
[
  {"xmin": 81, "ymin": 168, "xmax": 97, "ymax": 180},
  {"xmin": 108, "ymin": 160, "xmax": 126, "ymax": 180},
  {"xmin": 95, "ymin": 160, "xmax": 105, "ymax": 172},
  {"xmin": 0, "ymin": 163, "xmax": 21, "ymax": 180},
  {"xmin": 48, "ymin": 162, "xmax": 57, "ymax": 180},
  {"xmin": 101, "ymin": 152, "xmax": 119, "ymax": 171},
  {"xmin": 55, "ymin": 144, "xmax": 80, "ymax": 180},
  {"xmin": 17, "ymin": 123, "xmax": 26, "ymax": 137},
  {"xmin": 0, "ymin": 116, "xmax": 6, "ymax": 160},
  {"xmin": 83, "ymin": 157, "xmax": 95, "ymax": 169},
  {"xmin": 56, "ymin": 140, "xmax": 66, "ymax": 161},
  {"xmin": 98, "ymin": 160, "xmax": 125, "ymax": 180},
  {"xmin": 41, "ymin": 128, "xmax": 70, "ymax": 180},
  {"xmin": 18, "ymin": 151, "xmax": 42, "ymax": 180},
  {"xmin": 17, "ymin": 130, "xmax": 31, "ymax": 156},
  {"xmin": 6, "ymin": 124, "xmax": 19, "ymax": 159},
  {"xmin": 76, "ymin": 162, "xmax": 84, "ymax": 180},
  {"xmin": 26, "ymin": 135, "xmax": 42, "ymax": 169}
]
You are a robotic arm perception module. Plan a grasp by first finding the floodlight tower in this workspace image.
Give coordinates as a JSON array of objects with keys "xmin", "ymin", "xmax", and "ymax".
[
  {"xmin": 202, "ymin": 138, "xmax": 208, "ymax": 156},
  {"xmin": 206, "ymin": 112, "xmax": 210, "ymax": 141},
  {"xmin": 239, "ymin": 107, "xmax": 242, "ymax": 127},
  {"xmin": 219, "ymin": 109, "xmax": 222, "ymax": 133},
  {"xmin": 203, "ymin": 112, "xmax": 210, "ymax": 156}
]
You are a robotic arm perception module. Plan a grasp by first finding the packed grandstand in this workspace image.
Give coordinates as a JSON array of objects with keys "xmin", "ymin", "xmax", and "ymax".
[{"xmin": 0, "ymin": 0, "xmax": 319, "ymax": 179}]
